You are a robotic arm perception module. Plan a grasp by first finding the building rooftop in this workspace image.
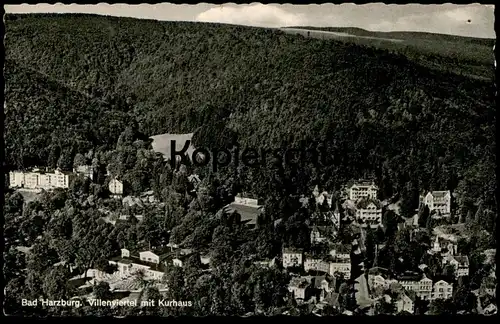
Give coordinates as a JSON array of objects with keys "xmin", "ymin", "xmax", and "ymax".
[
  {"xmin": 397, "ymin": 274, "xmax": 424, "ymax": 282},
  {"xmin": 454, "ymin": 255, "xmax": 469, "ymax": 266},
  {"xmin": 224, "ymin": 203, "xmax": 263, "ymax": 226},
  {"xmin": 111, "ymin": 255, "xmax": 167, "ymax": 272},
  {"xmin": 330, "ymin": 243, "xmax": 351, "ymax": 255},
  {"xmin": 368, "ymin": 267, "xmax": 389, "ymax": 276},
  {"xmin": 428, "ymin": 191, "xmax": 450, "ymax": 198},
  {"xmin": 356, "ymin": 198, "xmax": 382, "ymax": 209},
  {"xmin": 289, "ymin": 277, "xmax": 311, "ymax": 289},
  {"xmin": 283, "ymin": 247, "xmax": 304, "ymax": 254}
]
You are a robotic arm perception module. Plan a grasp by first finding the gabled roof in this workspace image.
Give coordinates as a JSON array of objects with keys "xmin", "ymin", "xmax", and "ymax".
[
  {"xmin": 427, "ymin": 191, "xmax": 450, "ymax": 198},
  {"xmin": 368, "ymin": 267, "xmax": 389, "ymax": 276},
  {"xmin": 313, "ymin": 276, "xmax": 327, "ymax": 289},
  {"xmin": 289, "ymin": 277, "xmax": 311, "ymax": 289},
  {"xmin": 349, "ymin": 180, "xmax": 377, "ymax": 189},
  {"xmin": 454, "ymin": 255, "xmax": 469, "ymax": 266},
  {"xmin": 330, "ymin": 243, "xmax": 351, "ymax": 254},
  {"xmin": 283, "ymin": 247, "xmax": 303, "ymax": 254},
  {"xmin": 356, "ymin": 198, "xmax": 382, "ymax": 209},
  {"xmin": 402, "ymin": 290, "xmax": 417, "ymax": 302}
]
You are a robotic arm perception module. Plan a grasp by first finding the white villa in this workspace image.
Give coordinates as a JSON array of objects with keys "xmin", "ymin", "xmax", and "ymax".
[
  {"xmin": 304, "ymin": 257, "xmax": 330, "ymax": 274},
  {"xmin": 431, "ymin": 280, "xmax": 454, "ymax": 300},
  {"xmin": 422, "ymin": 191, "xmax": 452, "ymax": 216},
  {"xmin": 398, "ymin": 275, "xmax": 433, "ymax": 300},
  {"xmin": 109, "ymin": 178, "xmax": 124, "ymax": 198},
  {"xmin": 108, "ymin": 248, "xmax": 170, "ymax": 281},
  {"xmin": 329, "ymin": 259, "xmax": 351, "ymax": 279},
  {"xmin": 355, "ymin": 199, "xmax": 383, "ymax": 228}
]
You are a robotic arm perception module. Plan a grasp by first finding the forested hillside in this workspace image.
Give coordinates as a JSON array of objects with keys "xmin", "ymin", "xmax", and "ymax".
[{"xmin": 4, "ymin": 13, "xmax": 496, "ymax": 217}]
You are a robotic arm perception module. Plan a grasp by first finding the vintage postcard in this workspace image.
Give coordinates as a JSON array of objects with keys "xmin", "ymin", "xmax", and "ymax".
[{"xmin": 3, "ymin": 2, "xmax": 496, "ymax": 317}]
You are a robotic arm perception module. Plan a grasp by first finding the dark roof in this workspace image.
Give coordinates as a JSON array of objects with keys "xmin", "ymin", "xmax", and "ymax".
[
  {"xmin": 428, "ymin": 191, "xmax": 450, "ymax": 198},
  {"xmin": 313, "ymin": 276, "xmax": 327, "ymax": 289},
  {"xmin": 283, "ymin": 247, "xmax": 304, "ymax": 254},
  {"xmin": 323, "ymin": 292, "xmax": 340, "ymax": 307},
  {"xmin": 482, "ymin": 276, "xmax": 496, "ymax": 287},
  {"xmin": 331, "ymin": 244, "xmax": 351, "ymax": 254},
  {"xmin": 289, "ymin": 277, "xmax": 311, "ymax": 289},
  {"xmin": 111, "ymin": 256, "xmax": 167, "ymax": 272},
  {"xmin": 224, "ymin": 203, "xmax": 263, "ymax": 225},
  {"xmin": 310, "ymin": 225, "xmax": 330, "ymax": 235},
  {"xmin": 397, "ymin": 274, "xmax": 423, "ymax": 281},
  {"xmin": 454, "ymin": 255, "xmax": 469, "ymax": 266},
  {"xmin": 405, "ymin": 290, "xmax": 418, "ymax": 302},
  {"xmin": 368, "ymin": 267, "xmax": 389, "ymax": 276},
  {"xmin": 356, "ymin": 199, "xmax": 382, "ymax": 209}
]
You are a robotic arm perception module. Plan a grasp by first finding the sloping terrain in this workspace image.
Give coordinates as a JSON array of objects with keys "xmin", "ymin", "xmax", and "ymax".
[{"xmin": 4, "ymin": 13, "xmax": 496, "ymax": 211}]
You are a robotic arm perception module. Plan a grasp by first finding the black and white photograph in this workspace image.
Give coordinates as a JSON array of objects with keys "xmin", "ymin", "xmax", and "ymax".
[{"xmin": 3, "ymin": 2, "xmax": 496, "ymax": 317}]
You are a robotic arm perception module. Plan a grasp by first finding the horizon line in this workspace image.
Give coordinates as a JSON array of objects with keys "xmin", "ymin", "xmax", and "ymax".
[{"xmin": 5, "ymin": 11, "xmax": 495, "ymax": 40}]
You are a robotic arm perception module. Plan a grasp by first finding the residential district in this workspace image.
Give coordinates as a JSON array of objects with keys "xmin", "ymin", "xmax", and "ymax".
[{"xmin": 5, "ymin": 157, "xmax": 497, "ymax": 316}]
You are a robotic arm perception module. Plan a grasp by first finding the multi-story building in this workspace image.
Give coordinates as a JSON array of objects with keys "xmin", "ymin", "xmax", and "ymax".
[
  {"xmin": 355, "ymin": 199, "xmax": 383, "ymax": 228},
  {"xmin": 329, "ymin": 258, "xmax": 351, "ymax": 279},
  {"xmin": 395, "ymin": 293, "xmax": 415, "ymax": 314},
  {"xmin": 108, "ymin": 247, "xmax": 170, "ymax": 281},
  {"xmin": 282, "ymin": 248, "xmax": 304, "ymax": 268},
  {"xmin": 288, "ymin": 276, "xmax": 313, "ymax": 301},
  {"xmin": 422, "ymin": 191, "xmax": 452, "ymax": 216},
  {"xmin": 442, "ymin": 255, "xmax": 469, "ymax": 277},
  {"xmin": 9, "ymin": 169, "xmax": 74, "ymax": 190},
  {"xmin": 304, "ymin": 257, "xmax": 330, "ymax": 274},
  {"xmin": 431, "ymin": 280, "xmax": 453, "ymax": 300},
  {"xmin": 109, "ymin": 178, "xmax": 124, "ymax": 198},
  {"xmin": 348, "ymin": 182, "xmax": 378, "ymax": 201},
  {"xmin": 398, "ymin": 275, "xmax": 433, "ymax": 300}
]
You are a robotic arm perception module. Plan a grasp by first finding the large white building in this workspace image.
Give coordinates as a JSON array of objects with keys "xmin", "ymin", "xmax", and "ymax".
[
  {"xmin": 355, "ymin": 199, "xmax": 383, "ymax": 228},
  {"xmin": 431, "ymin": 280, "xmax": 453, "ymax": 300},
  {"xmin": 329, "ymin": 259, "xmax": 351, "ymax": 279},
  {"xmin": 422, "ymin": 191, "xmax": 452, "ymax": 216},
  {"xmin": 109, "ymin": 178, "xmax": 124, "ymax": 198},
  {"xmin": 9, "ymin": 169, "xmax": 74, "ymax": 190},
  {"xmin": 399, "ymin": 275, "xmax": 433, "ymax": 300},
  {"xmin": 107, "ymin": 248, "xmax": 170, "ymax": 281},
  {"xmin": 348, "ymin": 182, "xmax": 378, "ymax": 201}
]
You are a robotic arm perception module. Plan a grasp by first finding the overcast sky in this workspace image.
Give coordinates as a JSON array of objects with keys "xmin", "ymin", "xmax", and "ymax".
[{"xmin": 5, "ymin": 3, "xmax": 495, "ymax": 38}]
